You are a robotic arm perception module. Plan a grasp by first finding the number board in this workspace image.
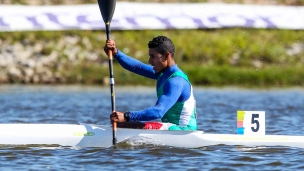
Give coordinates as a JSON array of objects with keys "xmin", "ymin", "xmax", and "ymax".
[{"xmin": 237, "ymin": 111, "xmax": 265, "ymax": 135}]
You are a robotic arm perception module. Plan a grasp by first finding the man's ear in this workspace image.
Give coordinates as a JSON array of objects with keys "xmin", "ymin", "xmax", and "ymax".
[{"xmin": 165, "ymin": 51, "xmax": 170, "ymax": 59}]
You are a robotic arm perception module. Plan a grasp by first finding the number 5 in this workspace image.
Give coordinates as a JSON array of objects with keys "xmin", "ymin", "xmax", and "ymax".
[{"xmin": 251, "ymin": 114, "xmax": 259, "ymax": 132}]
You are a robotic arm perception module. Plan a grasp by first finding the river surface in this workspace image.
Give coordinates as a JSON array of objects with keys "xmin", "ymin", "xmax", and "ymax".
[{"xmin": 0, "ymin": 85, "xmax": 303, "ymax": 170}]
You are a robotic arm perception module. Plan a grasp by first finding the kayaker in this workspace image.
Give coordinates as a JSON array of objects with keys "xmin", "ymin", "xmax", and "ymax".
[{"xmin": 104, "ymin": 36, "xmax": 197, "ymax": 130}]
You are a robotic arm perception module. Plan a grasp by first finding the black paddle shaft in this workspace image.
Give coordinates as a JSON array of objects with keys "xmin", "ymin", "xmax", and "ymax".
[{"xmin": 97, "ymin": 0, "xmax": 117, "ymax": 146}]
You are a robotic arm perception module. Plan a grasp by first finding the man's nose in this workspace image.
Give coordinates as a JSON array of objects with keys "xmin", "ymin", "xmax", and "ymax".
[{"xmin": 148, "ymin": 58, "xmax": 152, "ymax": 65}]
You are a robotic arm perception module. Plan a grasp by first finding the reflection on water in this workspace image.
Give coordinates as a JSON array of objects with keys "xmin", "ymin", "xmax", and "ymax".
[{"xmin": 0, "ymin": 85, "xmax": 304, "ymax": 170}]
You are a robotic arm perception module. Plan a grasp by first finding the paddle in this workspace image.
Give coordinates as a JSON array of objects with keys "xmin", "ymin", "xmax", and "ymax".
[{"xmin": 97, "ymin": 0, "xmax": 117, "ymax": 146}]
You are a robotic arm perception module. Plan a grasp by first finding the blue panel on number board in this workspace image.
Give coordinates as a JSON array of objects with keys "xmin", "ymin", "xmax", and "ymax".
[{"xmin": 237, "ymin": 127, "xmax": 244, "ymax": 135}]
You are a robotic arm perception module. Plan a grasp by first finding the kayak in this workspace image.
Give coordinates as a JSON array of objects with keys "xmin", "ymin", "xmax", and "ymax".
[{"xmin": 1, "ymin": 123, "xmax": 304, "ymax": 148}]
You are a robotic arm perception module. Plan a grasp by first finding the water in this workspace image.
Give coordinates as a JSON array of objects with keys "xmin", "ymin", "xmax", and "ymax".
[{"xmin": 0, "ymin": 85, "xmax": 304, "ymax": 170}]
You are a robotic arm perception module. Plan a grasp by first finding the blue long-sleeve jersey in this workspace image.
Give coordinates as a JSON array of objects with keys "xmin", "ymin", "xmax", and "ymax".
[{"xmin": 114, "ymin": 50, "xmax": 191, "ymax": 121}]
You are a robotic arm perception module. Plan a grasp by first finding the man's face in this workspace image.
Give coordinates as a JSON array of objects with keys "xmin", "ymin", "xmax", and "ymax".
[{"xmin": 148, "ymin": 48, "xmax": 167, "ymax": 73}]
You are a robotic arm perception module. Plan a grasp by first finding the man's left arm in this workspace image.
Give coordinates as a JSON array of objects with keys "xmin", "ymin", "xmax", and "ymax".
[{"xmin": 129, "ymin": 77, "xmax": 187, "ymax": 121}]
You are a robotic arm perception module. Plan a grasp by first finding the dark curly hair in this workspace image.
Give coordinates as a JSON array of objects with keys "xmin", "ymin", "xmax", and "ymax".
[{"xmin": 148, "ymin": 36, "xmax": 175, "ymax": 58}]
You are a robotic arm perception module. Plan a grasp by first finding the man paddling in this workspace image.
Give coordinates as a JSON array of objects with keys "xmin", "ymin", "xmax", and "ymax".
[{"xmin": 104, "ymin": 36, "xmax": 197, "ymax": 130}]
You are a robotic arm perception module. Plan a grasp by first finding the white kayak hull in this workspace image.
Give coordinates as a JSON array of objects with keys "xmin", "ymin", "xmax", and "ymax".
[{"xmin": 1, "ymin": 123, "xmax": 304, "ymax": 148}]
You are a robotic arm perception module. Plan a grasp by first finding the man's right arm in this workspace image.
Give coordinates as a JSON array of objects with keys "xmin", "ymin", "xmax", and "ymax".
[{"xmin": 114, "ymin": 49, "xmax": 158, "ymax": 80}]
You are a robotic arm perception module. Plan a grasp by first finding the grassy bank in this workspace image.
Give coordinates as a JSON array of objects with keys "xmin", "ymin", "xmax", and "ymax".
[
  {"xmin": 2, "ymin": 29, "xmax": 304, "ymax": 66},
  {"xmin": 62, "ymin": 63, "xmax": 304, "ymax": 87},
  {"xmin": 1, "ymin": 29, "xmax": 304, "ymax": 87}
]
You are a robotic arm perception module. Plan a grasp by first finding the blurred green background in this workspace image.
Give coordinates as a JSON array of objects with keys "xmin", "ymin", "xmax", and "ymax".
[{"xmin": 0, "ymin": 0, "xmax": 303, "ymax": 87}]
